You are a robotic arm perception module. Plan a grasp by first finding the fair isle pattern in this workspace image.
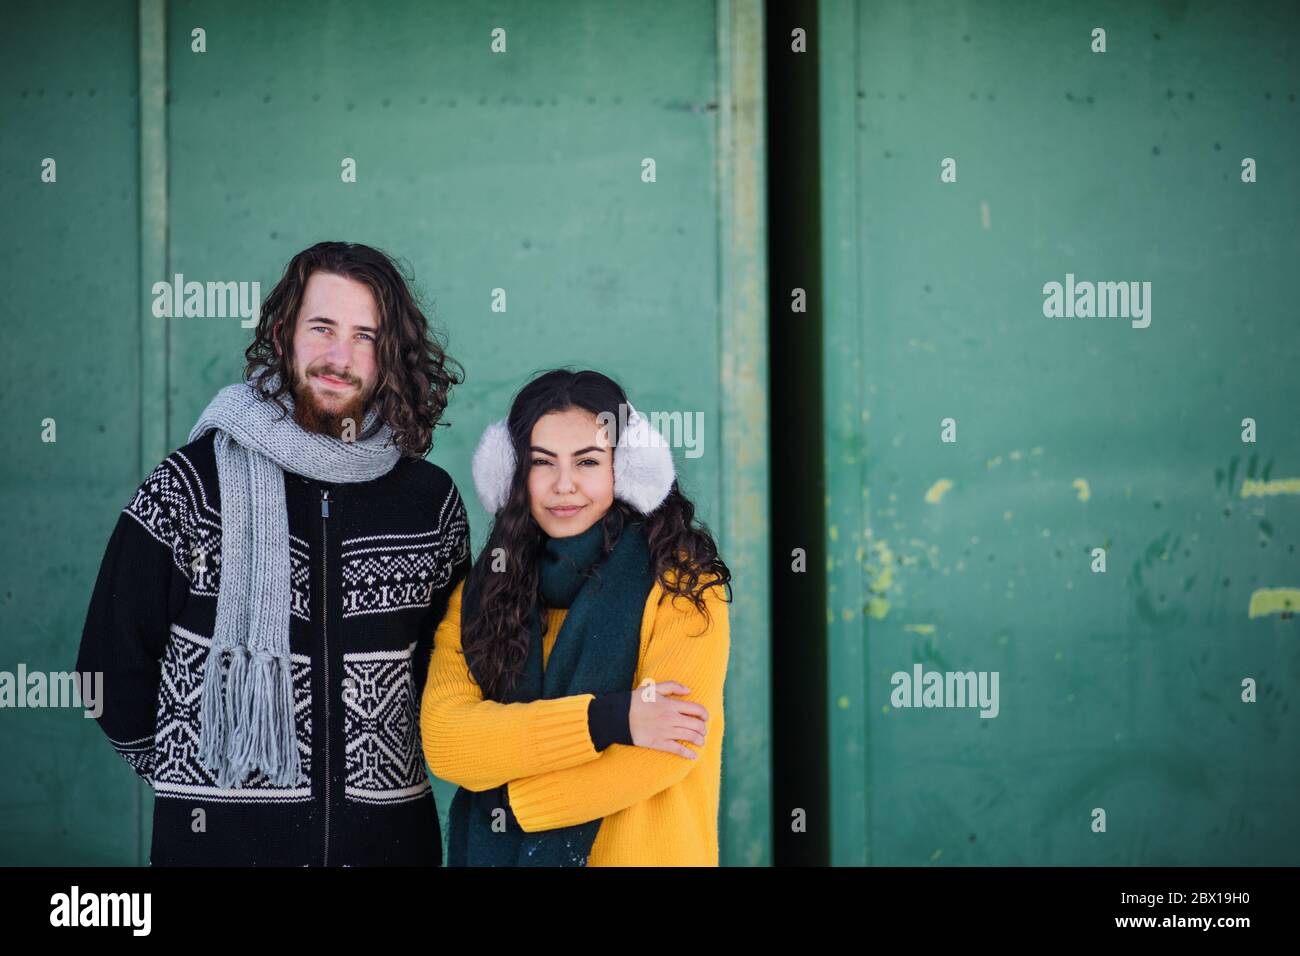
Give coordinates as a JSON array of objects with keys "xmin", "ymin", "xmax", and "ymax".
[
  {"xmin": 343, "ymin": 643, "xmax": 430, "ymax": 804},
  {"xmin": 107, "ymin": 732, "xmax": 156, "ymax": 783},
  {"xmin": 152, "ymin": 624, "xmax": 314, "ymax": 803},
  {"xmin": 338, "ymin": 484, "xmax": 469, "ymax": 619},
  {"xmin": 187, "ymin": 535, "xmax": 312, "ymax": 625},
  {"xmin": 124, "ymin": 451, "xmax": 219, "ymax": 587},
  {"xmin": 288, "ymin": 537, "xmax": 311, "ymax": 622},
  {"xmin": 123, "ymin": 452, "xmax": 313, "ymax": 621}
]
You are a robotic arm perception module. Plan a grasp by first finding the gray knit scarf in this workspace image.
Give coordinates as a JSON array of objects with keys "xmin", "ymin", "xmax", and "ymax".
[{"xmin": 187, "ymin": 372, "xmax": 402, "ymax": 788}]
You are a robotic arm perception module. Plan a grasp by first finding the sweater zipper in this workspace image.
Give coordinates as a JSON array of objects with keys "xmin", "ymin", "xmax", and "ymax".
[{"xmin": 321, "ymin": 488, "xmax": 331, "ymax": 866}]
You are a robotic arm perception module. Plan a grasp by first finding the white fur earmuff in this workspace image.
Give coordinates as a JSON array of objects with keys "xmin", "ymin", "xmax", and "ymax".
[
  {"xmin": 469, "ymin": 418, "xmax": 516, "ymax": 515},
  {"xmin": 470, "ymin": 403, "xmax": 676, "ymax": 516}
]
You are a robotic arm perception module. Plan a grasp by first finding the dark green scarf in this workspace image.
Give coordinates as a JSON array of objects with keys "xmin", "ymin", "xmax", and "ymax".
[{"xmin": 447, "ymin": 509, "xmax": 654, "ymax": 866}]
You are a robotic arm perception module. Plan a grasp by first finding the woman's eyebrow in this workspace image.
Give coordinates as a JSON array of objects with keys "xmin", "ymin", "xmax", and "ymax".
[{"xmin": 528, "ymin": 445, "xmax": 606, "ymax": 457}]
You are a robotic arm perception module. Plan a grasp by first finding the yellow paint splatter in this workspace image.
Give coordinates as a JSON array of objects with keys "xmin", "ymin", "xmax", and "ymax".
[
  {"xmin": 904, "ymin": 623, "xmax": 936, "ymax": 635},
  {"xmin": 985, "ymin": 455, "xmax": 1002, "ymax": 469},
  {"xmin": 829, "ymin": 524, "xmax": 839, "ymax": 542},
  {"xmin": 837, "ymin": 695, "xmax": 850, "ymax": 709},
  {"xmin": 930, "ymin": 847, "xmax": 943, "ymax": 862},
  {"xmin": 1242, "ymin": 478, "xmax": 1300, "ymax": 498},
  {"xmin": 863, "ymin": 539, "xmax": 896, "ymax": 620},
  {"xmin": 1009, "ymin": 449, "xmax": 1022, "ymax": 460},
  {"xmin": 867, "ymin": 540, "xmax": 894, "ymax": 589},
  {"xmin": 925, "ymin": 479, "xmax": 953, "ymax": 503},
  {"xmin": 1073, "ymin": 478, "xmax": 1091, "ymax": 502},
  {"xmin": 881, "ymin": 704, "xmax": 890, "ymax": 714},
  {"xmin": 1248, "ymin": 587, "xmax": 1300, "ymax": 618}
]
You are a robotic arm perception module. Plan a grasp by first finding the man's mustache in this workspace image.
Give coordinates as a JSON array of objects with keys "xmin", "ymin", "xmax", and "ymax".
[{"xmin": 310, "ymin": 368, "xmax": 360, "ymax": 387}]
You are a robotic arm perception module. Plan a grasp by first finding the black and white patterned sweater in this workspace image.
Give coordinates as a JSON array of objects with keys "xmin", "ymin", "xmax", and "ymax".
[{"xmin": 74, "ymin": 429, "xmax": 471, "ymax": 866}]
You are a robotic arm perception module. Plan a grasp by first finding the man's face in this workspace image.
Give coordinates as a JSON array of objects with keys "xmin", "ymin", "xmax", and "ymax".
[{"xmin": 287, "ymin": 271, "xmax": 380, "ymax": 439}]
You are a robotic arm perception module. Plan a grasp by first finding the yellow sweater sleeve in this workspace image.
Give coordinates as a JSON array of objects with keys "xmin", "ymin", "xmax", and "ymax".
[
  {"xmin": 506, "ymin": 581, "xmax": 730, "ymax": 831},
  {"xmin": 419, "ymin": 579, "xmax": 601, "ymax": 791}
]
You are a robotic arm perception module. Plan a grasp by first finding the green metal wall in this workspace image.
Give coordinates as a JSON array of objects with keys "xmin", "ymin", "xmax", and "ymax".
[
  {"xmin": 0, "ymin": 0, "xmax": 143, "ymax": 867},
  {"xmin": 16, "ymin": 0, "xmax": 1284, "ymax": 873},
  {"xmin": 819, "ymin": 0, "xmax": 1299, "ymax": 864},
  {"xmin": 0, "ymin": 0, "xmax": 769, "ymax": 866}
]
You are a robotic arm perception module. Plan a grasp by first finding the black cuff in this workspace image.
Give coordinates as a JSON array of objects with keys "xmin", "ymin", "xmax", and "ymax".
[{"xmin": 588, "ymin": 690, "xmax": 634, "ymax": 751}]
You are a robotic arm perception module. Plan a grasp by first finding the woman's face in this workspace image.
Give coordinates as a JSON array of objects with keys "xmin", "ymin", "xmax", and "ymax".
[{"xmin": 527, "ymin": 407, "xmax": 615, "ymax": 538}]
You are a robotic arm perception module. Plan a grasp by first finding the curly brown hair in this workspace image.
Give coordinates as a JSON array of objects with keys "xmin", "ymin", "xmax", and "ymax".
[
  {"xmin": 461, "ymin": 369, "xmax": 732, "ymax": 700},
  {"xmin": 243, "ymin": 241, "xmax": 464, "ymax": 457}
]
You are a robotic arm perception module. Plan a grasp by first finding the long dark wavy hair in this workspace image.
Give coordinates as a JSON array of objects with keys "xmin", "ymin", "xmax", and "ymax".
[
  {"xmin": 244, "ymin": 240, "xmax": 464, "ymax": 457},
  {"xmin": 462, "ymin": 369, "xmax": 732, "ymax": 699}
]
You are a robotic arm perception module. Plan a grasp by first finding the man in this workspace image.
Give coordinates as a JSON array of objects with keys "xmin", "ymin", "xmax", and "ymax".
[{"xmin": 75, "ymin": 241, "xmax": 470, "ymax": 865}]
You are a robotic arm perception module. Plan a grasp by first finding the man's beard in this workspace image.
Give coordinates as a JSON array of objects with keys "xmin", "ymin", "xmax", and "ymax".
[{"xmin": 291, "ymin": 368, "xmax": 372, "ymax": 440}]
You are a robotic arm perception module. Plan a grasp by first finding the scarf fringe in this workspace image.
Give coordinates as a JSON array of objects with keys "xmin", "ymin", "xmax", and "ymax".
[{"xmin": 198, "ymin": 646, "xmax": 303, "ymax": 789}]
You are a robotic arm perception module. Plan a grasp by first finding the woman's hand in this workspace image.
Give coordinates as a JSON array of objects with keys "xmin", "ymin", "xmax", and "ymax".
[{"xmin": 628, "ymin": 681, "xmax": 709, "ymax": 758}]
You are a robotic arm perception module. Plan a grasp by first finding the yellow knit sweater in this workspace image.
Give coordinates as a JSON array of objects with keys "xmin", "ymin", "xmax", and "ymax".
[{"xmin": 420, "ymin": 573, "xmax": 729, "ymax": 866}]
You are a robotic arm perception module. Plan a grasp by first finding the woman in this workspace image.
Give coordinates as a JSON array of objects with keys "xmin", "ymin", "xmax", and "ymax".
[{"xmin": 420, "ymin": 369, "xmax": 731, "ymax": 866}]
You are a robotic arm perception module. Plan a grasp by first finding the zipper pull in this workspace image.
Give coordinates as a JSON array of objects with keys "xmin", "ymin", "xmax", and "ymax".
[{"xmin": 321, "ymin": 490, "xmax": 330, "ymax": 518}]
